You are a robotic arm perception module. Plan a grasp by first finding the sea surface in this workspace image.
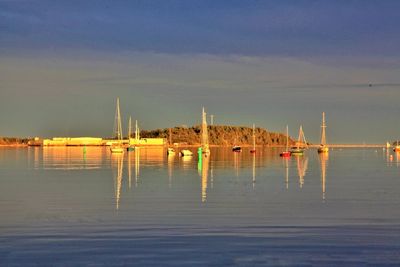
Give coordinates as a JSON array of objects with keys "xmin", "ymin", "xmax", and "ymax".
[{"xmin": 0, "ymin": 147, "xmax": 399, "ymax": 266}]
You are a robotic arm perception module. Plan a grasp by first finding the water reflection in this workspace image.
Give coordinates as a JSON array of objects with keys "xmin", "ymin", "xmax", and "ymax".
[
  {"xmin": 26, "ymin": 147, "xmax": 338, "ymax": 205},
  {"xmin": 111, "ymin": 153, "xmax": 124, "ymax": 210},
  {"xmin": 283, "ymin": 157, "xmax": 289, "ymax": 189},
  {"xmin": 318, "ymin": 153, "xmax": 329, "ymax": 200},
  {"xmin": 40, "ymin": 147, "xmax": 104, "ymax": 170},
  {"xmin": 296, "ymin": 156, "xmax": 308, "ymax": 188},
  {"xmin": 252, "ymin": 152, "xmax": 256, "ymax": 189},
  {"xmin": 199, "ymin": 154, "xmax": 210, "ymax": 202}
]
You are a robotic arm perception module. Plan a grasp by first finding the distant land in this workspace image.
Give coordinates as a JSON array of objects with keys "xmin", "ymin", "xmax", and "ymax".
[
  {"xmin": 141, "ymin": 125, "xmax": 294, "ymax": 147},
  {"xmin": 0, "ymin": 125, "xmax": 294, "ymax": 147}
]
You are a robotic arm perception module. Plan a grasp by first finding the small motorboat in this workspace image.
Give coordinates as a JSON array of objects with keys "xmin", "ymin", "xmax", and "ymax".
[
  {"xmin": 232, "ymin": 146, "xmax": 242, "ymax": 152},
  {"xmin": 317, "ymin": 145, "xmax": 329, "ymax": 153},
  {"xmin": 179, "ymin": 149, "xmax": 193, "ymax": 156},
  {"xmin": 290, "ymin": 147, "xmax": 304, "ymax": 155},
  {"xmin": 167, "ymin": 147, "xmax": 176, "ymax": 155},
  {"xmin": 110, "ymin": 145, "xmax": 124, "ymax": 153},
  {"xmin": 280, "ymin": 151, "xmax": 291, "ymax": 157}
]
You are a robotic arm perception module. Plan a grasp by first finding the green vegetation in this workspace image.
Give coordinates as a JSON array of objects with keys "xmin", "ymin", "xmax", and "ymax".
[{"xmin": 141, "ymin": 125, "xmax": 294, "ymax": 146}]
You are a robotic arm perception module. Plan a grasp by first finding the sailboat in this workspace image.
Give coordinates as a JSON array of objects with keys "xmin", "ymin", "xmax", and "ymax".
[
  {"xmin": 280, "ymin": 125, "xmax": 291, "ymax": 157},
  {"xmin": 201, "ymin": 107, "xmax": 211, "ymax": 155},
  {"xmin": 250, "ymin": 124, "xmax": 256, "ymax": 153},
  {"xmin": 290, "ymin": 125, "xmax": 308, "ymax": 155},
  {"xmin": 110, "ymin": 98, "xmax": 124, "ymax": 153},
  {"xmin": 127, "ymin": 116, "xmax": 135, "ymax": 151},
  {"xmin": 317, "ymin": 112, "xmax": 329, "ymax": 153}
]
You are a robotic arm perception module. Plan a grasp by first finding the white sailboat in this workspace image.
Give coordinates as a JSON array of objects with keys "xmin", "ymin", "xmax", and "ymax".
[
  {"xmin": 127, "ymin": 116, "xmax": 135, "ymax": 151},
  {"xmin": 110, "ymin": 98, "xmax": 124, "ymax": 153},
  {"xmin": 290, "ymin": 125, "xmax": 308, "ymax": 155},
  {"xmin": 201, "ymin": 107, "xmax": 210, "ymax": 155},
  {"xmin": 317, "ymin": 112, "xmax": 329, "ymax": 153}
]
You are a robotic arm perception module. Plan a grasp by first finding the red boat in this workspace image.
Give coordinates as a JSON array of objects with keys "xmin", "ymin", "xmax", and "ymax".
[
  {"xmin": 280, "ymin": 125, "xmax": 291, "ymax": 157},
  {"xmin": 280, "ymin": 151, "xmax": 291, "ymax": 157}
]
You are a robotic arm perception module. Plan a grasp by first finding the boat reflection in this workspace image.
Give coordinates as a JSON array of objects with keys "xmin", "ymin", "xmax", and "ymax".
[
  {"xmin": 111, "ymin": 153, "xmax": 124, "ymax": 210},
  {"xmin": 318, "ymin": 152, "xmax": 329, "ymax": 200},
  {"xmin": 296, "ymin": 155, "xmax": 309, "ymax": 188},
  {"xmin": 252, "ymin": 152, "xmax": 256, "ymax": 189},
  {"xmin": 199, "ymin": 154, "xmax": 210, "ymax": 202},
  {"xmin": 283, "ymin": 157, "xmax": 289, "ymax": 189}
]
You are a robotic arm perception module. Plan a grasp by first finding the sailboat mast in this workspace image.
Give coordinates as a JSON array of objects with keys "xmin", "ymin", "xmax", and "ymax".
[
  {"xmin": 201, "ymin": 107, "xmax": 209, "ymax": 151},
  {"xmin": 286, "ymin": 125, "xmax": 289, "ymax": 151},
  {"xmin": 113, "ymin": 97, "xmax": 123, "ymax": 140},
  {"xmin": 252, "ymin": 124, "xmax": 256, "ymax": 150},
  {"xmin": 135, "ymin": 120, "xmax": 139, "ymax": 141},
  {"xmin": 169, "ymin": 128, "xmax": 172, "ymax": 146},
  {"xmin": 321, "ymin": 112, "xmax": 326, "ymax": 145},
  {"xmin": 128, "ymin": 116, "xmax": 132, "ymax": 140}
]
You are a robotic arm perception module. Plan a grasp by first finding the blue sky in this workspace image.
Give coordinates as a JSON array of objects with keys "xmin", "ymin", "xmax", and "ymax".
[{"xmin": 1, "ymin": 1, "xmax": 400, "ymax": 143}]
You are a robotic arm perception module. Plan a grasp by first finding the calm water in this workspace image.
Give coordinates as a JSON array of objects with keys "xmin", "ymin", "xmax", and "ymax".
[{"xmin": 0, "ymin": 147, "xmax": 399, "ymax": 266}]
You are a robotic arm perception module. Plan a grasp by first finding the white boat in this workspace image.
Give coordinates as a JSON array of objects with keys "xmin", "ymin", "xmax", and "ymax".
[
  {"xmin": 317, "ymin": 112, "xmax": 329, "ymax": 153},
  {"xmin": 180, "ymin": 149, "xmax": 193, "ymax": 156},
  {"xmin": 110, "ymin": 97, "xmax": 124, "ymax": 153},
  {"xmin": 291, "ymin": 125, "xmax": 308, "ymax": 155},
  {"xmin": 126, "ymin": 116, "xmax": 135, "ymax": 151},
  {"xmin": 167, "ymin": 147, "xmax": 176, "ymax": 155}
]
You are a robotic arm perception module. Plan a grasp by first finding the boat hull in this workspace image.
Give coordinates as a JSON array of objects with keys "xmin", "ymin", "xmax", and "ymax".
[
  {"xmin": 318, "ymin": 146, "xmax": 329, "ymax": 153},
  {"xmin": 280, "ymin": 151, "xmax": 291, "ymax": 157},
  {"xmin": 110, "ymin": 147, "xmax": 124, "ymax": 153},
  {"xmin": 290, "ymin": 148, "xmax": 304, "ymax": 155},
  {"xmin": 232, "ymin": 146, "xmax": 242, "ymax": 152},
  {"xmin": 179, "ymin": 149, "xmax": 193, "ymax": 156}
]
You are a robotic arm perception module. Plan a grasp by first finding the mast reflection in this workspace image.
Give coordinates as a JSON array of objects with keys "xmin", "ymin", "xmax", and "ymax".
[
  {"xmin": 135, "ymin": 147, "xmax": 140, "ymax": 187},
  {"xmin": 111, "ymin": 153, "xmax": 124, "ymax": 210},
  {"xmin": 200, "ymin": 154, "xmax": 210, "ymax": 203},
  {"xmin": 252, "ymin": 152, "xmax": 256, "ymax": 189},
  {"xmin": 296, "ymin": 156, "xmax": 308, "ymax": 188},
  {"xmin": 168, "ymin": 151, "xmax": 174, "ymax": 188},
  {"xmin": 284, "ymin": 157, "xmax": 289, "ymax": 189},
  {"xmin": 318, "ymin": 153, "xmax": 329, "ymax": 200}
]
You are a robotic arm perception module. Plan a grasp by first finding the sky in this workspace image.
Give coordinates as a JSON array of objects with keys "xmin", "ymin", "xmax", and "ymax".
[{"xmin": 1, "ymin": 0, "xmax": 400, "ymax": 143}]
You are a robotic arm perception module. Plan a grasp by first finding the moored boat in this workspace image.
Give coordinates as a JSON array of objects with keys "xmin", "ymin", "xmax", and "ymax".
[
  {"xmin": 232, "ymin": 145, "xmax": 242, "ymax": 152},
  {"xmin": 110, "ymin": 97, "xmax": 124, "ymax": 154},
  {"xmin": 180, "ymin": 149, "xmax": 193, "ymax": 156},
  {"xmin": 280, "ymin": 125, "xmax": 291, "ymax": 157},
  {"xmin": 167, "ymin": 147, "xmax": 176, "ymax": 155},
  {"xmin": 290, "ymin": 125, "xmax": 308, "ymax": 156},
  {"xmin": 317, "ymin": 112, "xmax": 329, "ymax": 154}
]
